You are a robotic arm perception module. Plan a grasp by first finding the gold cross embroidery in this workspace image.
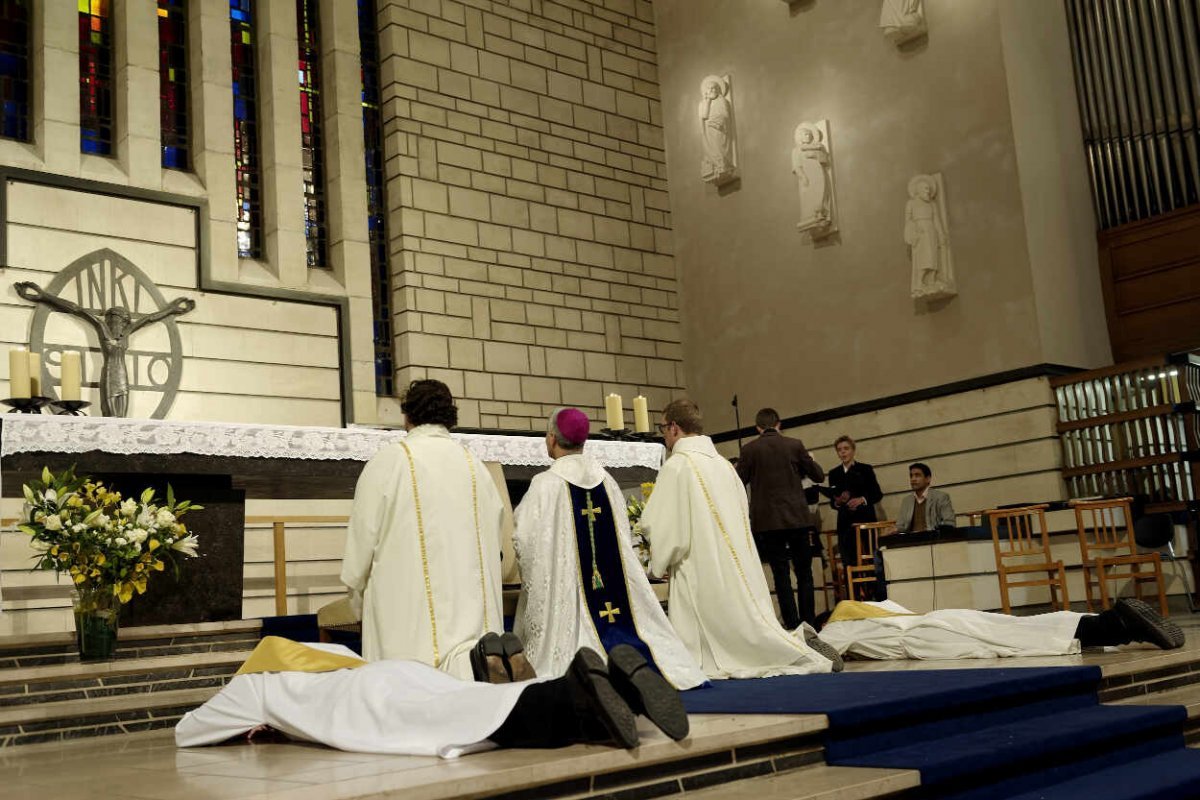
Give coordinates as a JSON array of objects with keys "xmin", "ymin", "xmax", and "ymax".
[
  {"xmin": 580, "ymin": 496, "xmax": 603, "ymax": 522},
  {"xmin": 600, "ymin": 602, "xmax": 621, "ymax": 623}
]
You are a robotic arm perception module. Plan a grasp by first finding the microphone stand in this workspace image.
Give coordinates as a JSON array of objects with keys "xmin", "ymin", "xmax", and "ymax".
[{"xmin": 732, "ymin": 394, "xmax": 742, "ymax": 456}]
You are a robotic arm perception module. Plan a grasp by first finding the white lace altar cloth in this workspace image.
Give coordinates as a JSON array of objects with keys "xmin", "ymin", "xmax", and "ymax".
[{"xmin": 0, "ymin": 415, "xmax": 664, "ymax": 469}]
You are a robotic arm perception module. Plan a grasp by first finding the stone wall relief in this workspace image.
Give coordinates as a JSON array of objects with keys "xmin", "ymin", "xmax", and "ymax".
[
  {"xmin": 699, "ymin": 74, "xmax": 738, "ymax": 187},
  {"xmin": 791, "ymin": 119, "xmax": 836, "ymax": 238},
  {"xmin": 905, "ymin": 173, "xmax": 956, "ymax": 302},
  {"xmin": 880, "ymin": 0, "xmax": 926, "ymax": 45}
]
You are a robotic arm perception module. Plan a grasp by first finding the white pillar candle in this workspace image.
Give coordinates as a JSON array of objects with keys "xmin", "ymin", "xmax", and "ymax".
[
  {"xmin": 605, "ymin": 393, "xmax": 625, "ymax": 431},
  {"xmin": 8, "ymin": 348, "xmax": 30, "ymax": 399},
  {"xmin": 27, "ymin": 351, "xmax": 41, "ymax": 396},
  {"xmin": 632, "ymin": 395, "xmax": 650, "ymax": 433},
  {"xmin": 60, "ymin": 352, "xmax": 82, "ymax": 402}
]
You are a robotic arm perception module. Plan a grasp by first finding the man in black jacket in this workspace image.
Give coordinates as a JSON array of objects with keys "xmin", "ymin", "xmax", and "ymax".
[
  {"xmin": 736, "ymin": 408, "xmax": 826, "ymax": 628},
  {"xmin": 826, "ymin": 435, "xmax": 884, "ymax": 573}
]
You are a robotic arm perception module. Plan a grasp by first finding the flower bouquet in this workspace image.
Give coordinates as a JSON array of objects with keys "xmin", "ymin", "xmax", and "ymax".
[
  {"xmin": 627, "ymin": 481, "xmax": 654, "ymax": 575},
  {"xmin": 20, "ymin": 467, "xmax": 202, "ymax": 660}
]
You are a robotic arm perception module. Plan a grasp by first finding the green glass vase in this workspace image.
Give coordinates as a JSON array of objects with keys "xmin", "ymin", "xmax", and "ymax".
[{"xmin": 73, "ymin": 587, "xmax": 120, "ymax": 661}]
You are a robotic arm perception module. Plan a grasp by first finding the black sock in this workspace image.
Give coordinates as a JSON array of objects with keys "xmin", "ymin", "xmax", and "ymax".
[
  {"xmin": 1075, "ymin": 609, "xmax": 1134, "ymax": 647},
  {"xmin": 488, "ymin": 678, "xmax": 579, "ymax": 749}
]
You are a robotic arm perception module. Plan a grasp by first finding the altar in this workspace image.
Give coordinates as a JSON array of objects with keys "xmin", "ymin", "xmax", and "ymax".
[{"xmin": 0, "ymin": 416, "xmax": 664, "ymax": 633}]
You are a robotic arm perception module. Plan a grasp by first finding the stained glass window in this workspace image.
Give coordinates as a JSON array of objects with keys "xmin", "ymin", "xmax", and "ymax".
[
  {"xmin": 230, "ymin": 0, "xmax": 262, "ymax": 258},
  {"xmin": 79, "ymin": 0, "xmax": 114, "ymax": 156},
  {"xmin": 298, "ymin": 0, "xmax": 328, "ymax": 269},
  {"xmin": 158, "ymin": 0, "xmax": 189, "ymax": 169},
  {"xmin": 358, "ymin": 0, "xmax": 393, "ymax": 395},
  {"xmin": 0, "ymin": 0, "xmax": 31, "ymax": 142}
]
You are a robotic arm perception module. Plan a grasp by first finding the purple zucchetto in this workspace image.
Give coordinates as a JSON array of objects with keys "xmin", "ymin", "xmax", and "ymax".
[{"xmin": 552, "ymin": 407, "xmax": 591, "ymax": 448}]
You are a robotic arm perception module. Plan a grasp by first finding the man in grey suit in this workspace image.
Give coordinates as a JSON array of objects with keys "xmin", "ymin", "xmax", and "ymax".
[{"xmin": 895, "ymin": 462, "xmax": 956, "ymax": 533}]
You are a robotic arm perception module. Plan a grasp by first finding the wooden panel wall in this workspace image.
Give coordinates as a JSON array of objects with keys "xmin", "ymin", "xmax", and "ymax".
[{"xmin": 1098, "ymin": 204, "xmax": 1200, "ymax": 361}]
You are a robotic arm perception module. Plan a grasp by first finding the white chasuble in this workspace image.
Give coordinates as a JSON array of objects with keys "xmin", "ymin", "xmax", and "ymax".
[
  {"xmin": 512, "ymin": 454, "xmax": 706, "ymax": 689},
  {"xmin": 176, "ymin": 640, "xmax": 528, "ymax": 757},
  {"xmin": 818, "ymin": 600, "xmax": 1084, "ymax": 660},
  {"xmin": 641, "ymin": 436, "xmax": 832, "ymax": 679},
  {"xmin": 341, "ymin": 424, "xmax": 505, "ymax": 678}
]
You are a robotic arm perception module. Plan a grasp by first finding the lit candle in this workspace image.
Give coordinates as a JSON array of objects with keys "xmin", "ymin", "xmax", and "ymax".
[
  {"xmin": 27, "ymin": 351, "xmax": 41, "ymax": 397},
  {"xmin": 60, "ymin": 352, "xmax": 81, "ymax": 402},
  {"xmin": 605, "ymin": 393, "xmax": 625, "ymax": 431},
  {"xmin": 8, "ymin": 348, "xmax": 30, "ymax": 399},
  {"xmin": 633, "ymin": 395, "xmax": 650, "ymax": 433}
]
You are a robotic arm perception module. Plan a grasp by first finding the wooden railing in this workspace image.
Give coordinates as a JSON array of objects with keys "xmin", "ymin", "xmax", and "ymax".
[
  {"xmin": 1050, "ymin": 354, "xmax": 1200, "ymax": 509},
  {"xmin": 244, "ymin": 515, "xmax": 349, "ymax": 616}
]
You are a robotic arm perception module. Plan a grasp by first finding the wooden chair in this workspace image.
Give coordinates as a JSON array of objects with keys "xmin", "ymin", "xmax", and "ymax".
[
  {"xmin": 818, "ymin": 529, "xmax": 843, "ymax": 607},
  {"xmin": 1073, "ymin": 497, "xmax": 1168, "ymax": 615},
  {"xmin": 988, "ymin": 505, "xmax": 1069, "ymax": 614},
  {"xmin": 845, "ymin": 521, "xmax": 896, "ymax": 602}
]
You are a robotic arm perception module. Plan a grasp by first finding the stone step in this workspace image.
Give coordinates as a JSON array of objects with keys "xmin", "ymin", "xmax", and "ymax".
[
  {"xmin": 681, "ymin": 763, "xmax": 919, "ymax": 800},
  {"xmin": 0, "ymin": 685, "xmax": 217, "ymax": 748},
  {"xmin": 0, "ymin": 649, "xmax": 249, "ymax": 708},
  {"xmin": 0, "ymin": 619, "xmax": 261, "ymax": 668}
]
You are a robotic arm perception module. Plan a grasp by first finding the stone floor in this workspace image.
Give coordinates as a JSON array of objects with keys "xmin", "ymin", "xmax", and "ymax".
[{"xmin": 4, "ymin": 613, "xmax": 1200, "ymax": 800}]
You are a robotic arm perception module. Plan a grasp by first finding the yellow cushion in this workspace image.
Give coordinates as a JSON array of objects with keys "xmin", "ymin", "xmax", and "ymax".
[
  {"xmin": 827, "ymin": 601, "xmax": 916, "ymax": 624},
  {"xmin": 236, "ymin": 635, "xmax": 367, "ymax": 675}
]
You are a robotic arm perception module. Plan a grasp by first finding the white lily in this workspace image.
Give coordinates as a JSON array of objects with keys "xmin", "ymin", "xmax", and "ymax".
[{"xmin": 171, "ymin": 534, "xmax": 199, "ymax": 558}]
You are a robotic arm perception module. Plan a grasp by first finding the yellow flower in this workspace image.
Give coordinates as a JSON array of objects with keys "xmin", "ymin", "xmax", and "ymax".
[
  {"xmin": 135, "ymin": 563, "xmax": 144, "ymax": 573},
  {"xmin": 148, "ymin": 539, "xmax": 160, "ymax": 552},
  {"xmin": 117, "ymin": 584, "xmax": 134, "ymax": 603},
  {"xmin": 73, "ymin": 573, "xmax": 86, "ymax": 584},
  {"xmin": 640, "ymin": 482, "xmax": 655, "ymax": 499},
  {"xmin": 50, "ymin": 545, "xmax": 59, "ymax": 555},
  {"xmin": 95, "ymin": 554, "xmax": 105, "ymax": 566},
  {"xmin": 152, "ymin": 560, "xmax": 164, "ymax": 572}
]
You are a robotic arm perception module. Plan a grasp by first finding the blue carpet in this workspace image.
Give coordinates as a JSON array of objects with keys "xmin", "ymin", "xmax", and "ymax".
[
  {"xmin": 680, "ymin": 667, "xmax": 1102, "ymax": 727},
  {"xmin": 682, "ymin": 667, "xmax": 1200, "ymax": 798}
]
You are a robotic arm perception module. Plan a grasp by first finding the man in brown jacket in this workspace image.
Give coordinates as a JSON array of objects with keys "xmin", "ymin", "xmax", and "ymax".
[{"xmin": 735, "ymin": 408, "xmax": 826, "ymax": 628}]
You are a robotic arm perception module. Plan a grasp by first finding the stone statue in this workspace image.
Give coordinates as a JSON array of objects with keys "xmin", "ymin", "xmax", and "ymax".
[
  {"xmin": 14, "ymin": 281, "xmax": 195, "ymax": 417},
  {"xmin": 905, "ymin": 173, "xmax": 956, "ymax": 301},
  {"xmin": 699, "ymin": 75, "xmax": 737, "ymax": 186},
  {"xmin": 792, "ymin": 122, "xmax": 834, "ymax": 234},
  {"xmin": 880, "ymin": 0, "xmax": 926, "ymax": 45}
]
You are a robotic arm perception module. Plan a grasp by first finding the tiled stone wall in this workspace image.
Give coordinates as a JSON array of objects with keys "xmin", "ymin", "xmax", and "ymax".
[{"xmin": 376, "ymin": 0, "xmax": 684, "ymax": 430}]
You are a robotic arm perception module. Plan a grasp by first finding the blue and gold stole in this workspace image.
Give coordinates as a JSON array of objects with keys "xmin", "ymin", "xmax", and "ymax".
[{"xmin": 568, "ymin": 482, "xmax": 661, "ymax": 671}]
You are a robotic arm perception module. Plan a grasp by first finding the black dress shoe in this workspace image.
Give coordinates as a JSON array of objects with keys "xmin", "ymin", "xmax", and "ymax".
[
  {"xmin": 567, "ymin": 647, "xmax": 639, "ymax": 749},
  {"xmin": 500, "ymin": 632, "xmax": 537, "ymax": 681},
  {"xmin": 1115, "ymin": 598, "xmax": 1185, "ymax": 650},
  {"xmin": 606, "ymin": 645, "xmax": 689, "ymax": 741},
  {"xmin": 471, "ymin": 632, "xmax": 510, "ymax": 683}
]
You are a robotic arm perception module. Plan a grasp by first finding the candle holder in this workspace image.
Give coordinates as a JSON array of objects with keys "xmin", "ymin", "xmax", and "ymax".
[
  {"xmin": 50, "ymin": 400, "xmax": 91, "ymax": 416},
  {"xmin": 598, "ymin": 428, "xmax": 661, "ymax": 442},
  {"xmin": 3, "ymin": 396, "xmax": 51, "ymax": 414}
]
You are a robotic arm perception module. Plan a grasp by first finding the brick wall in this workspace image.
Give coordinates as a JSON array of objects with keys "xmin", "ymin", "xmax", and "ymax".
[{"xmin": 377, "ymin": 0, "xmax": 683, "ymax": 430}]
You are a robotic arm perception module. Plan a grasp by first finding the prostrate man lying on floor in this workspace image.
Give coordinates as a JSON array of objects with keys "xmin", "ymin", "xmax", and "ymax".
[
  {"xmin": 817, "ymin": 597, "xmax": 1185, "ymax": 660},
  {"xmin": 176, "ymin": 636, "xmax": 686, "ymax": 755}
]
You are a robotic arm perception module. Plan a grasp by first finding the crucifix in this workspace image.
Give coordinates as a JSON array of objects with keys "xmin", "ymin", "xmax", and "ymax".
[
  {"xmin": 600, "ymin": 602, "xmax": 621, "ymax": 623},
  {"xmin": 15, "ymin": 281, "xmax": 195, "ymax": 417}
]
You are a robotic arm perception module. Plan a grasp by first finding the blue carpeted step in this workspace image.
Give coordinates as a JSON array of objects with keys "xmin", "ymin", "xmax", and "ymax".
[
  {"xmin": 937, "ymin": 733, "xmax": 1184, "ymax": 800},
  {"xmin": 1000, "ymin": 748, "xmax": 1200, "ymax": 800},
  {"xmin": 681, "ymin": 667, "xmax": 1104, "ymax": 728},
  {"xmin": 834, "ymin": 703, "xmax": 1187, "ymax": 787},
  {"xmin": 826, "ymin": 691, "xmax": 1098, "ymax": 761}
]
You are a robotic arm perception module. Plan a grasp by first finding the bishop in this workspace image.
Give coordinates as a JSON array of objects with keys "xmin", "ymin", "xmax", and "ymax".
[{"xmin": 513, "ymin": 408, "xmax": 706, "ymax": 720}]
